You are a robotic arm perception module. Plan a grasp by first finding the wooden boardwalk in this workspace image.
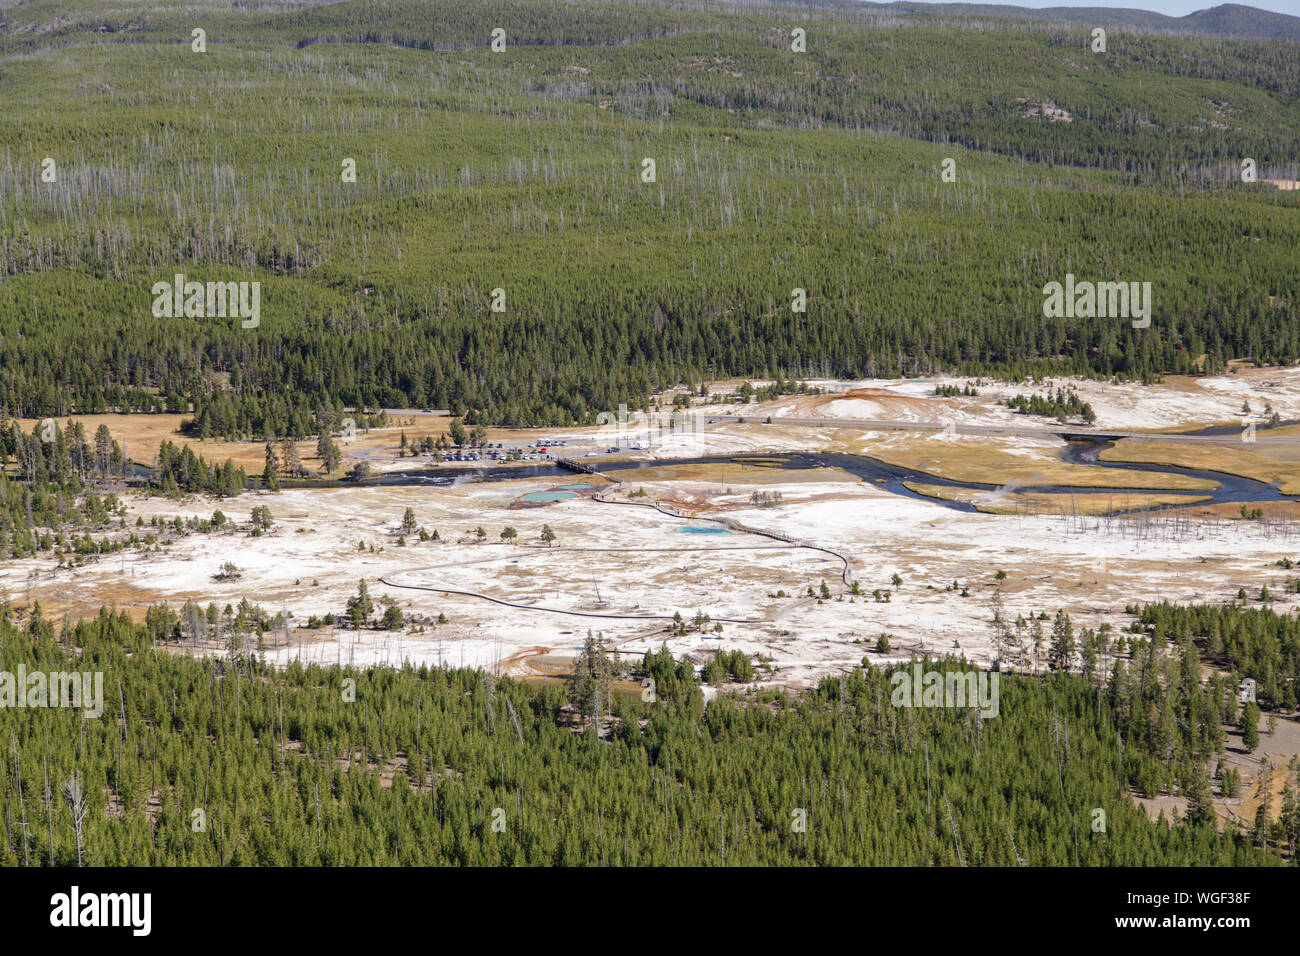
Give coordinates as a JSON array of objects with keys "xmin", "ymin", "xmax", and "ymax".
[{"xmin": 559, "ymin": 458, "xmax": 857, "ymax": 586}]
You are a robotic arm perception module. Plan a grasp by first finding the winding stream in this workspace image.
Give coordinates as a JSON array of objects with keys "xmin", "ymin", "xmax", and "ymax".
[{"xmin": 367, "ymin": 438, "xmax": 1293, "ymax": 513}]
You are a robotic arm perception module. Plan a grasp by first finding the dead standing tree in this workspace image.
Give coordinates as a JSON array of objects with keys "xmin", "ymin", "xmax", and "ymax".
[
  {"xmin": 10, "ymin": 730, "xmax": 30, "ymax": 867},
  {"xmin": 62, "ymin": 773, "xmax": 88, "ymax": 866}
]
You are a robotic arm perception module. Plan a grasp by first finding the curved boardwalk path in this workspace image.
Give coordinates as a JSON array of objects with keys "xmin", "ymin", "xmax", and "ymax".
[
  {"xmin": 575, "ymin": 458, "xmax": 856, "ymax": 586},
  {"xmin": 379, "ymin": 458, "xmax": 856, "ymax": 621},
  {"xmin": 379, "ymin": 570, "xmax": 761, "ymax": 624}
]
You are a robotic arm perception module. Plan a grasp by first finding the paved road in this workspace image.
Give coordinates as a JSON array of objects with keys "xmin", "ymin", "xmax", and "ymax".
[{"xmin": 707, "ymin": 415, "xmax": 1297, "ymax": 446}]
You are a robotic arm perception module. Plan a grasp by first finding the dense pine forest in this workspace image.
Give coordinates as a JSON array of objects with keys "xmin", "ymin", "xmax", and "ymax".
[
  {"xmin": 2, "ymin": 0, "xmax": 1300, "ymax": 874},
  {"xmin": 0, "ymin": 605, "xmax": 1289, "ymax": 866},
  {"xmin": 1136, "ymin": 601, "xmax": 1300, "ymax": 709},
  {"xmin": 0, "ymin": 0, "xmax": 1298, "ymax": 431}
]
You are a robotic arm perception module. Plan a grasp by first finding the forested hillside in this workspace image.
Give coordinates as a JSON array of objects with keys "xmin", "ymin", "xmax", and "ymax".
[
  {"xmin": 0, "ymin": 606, "xmax": 1285, "ymax": 866},
  {"xmin": 0, "ymin": 0, "xmax": 1297, "ymax": 431},
  {"xmin": 0, "ymin": 0, "xmax": 1294, "ymax": 429},
  {"xmin": 852, "ymin": 3, "xmax": 1300, "ymax": 42}
]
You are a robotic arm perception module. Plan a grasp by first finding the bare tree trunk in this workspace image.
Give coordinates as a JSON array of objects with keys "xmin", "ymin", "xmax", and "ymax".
[
  {"xmin": 62, "ymin": 774, "xmax": 86, "ymax": 867},
  {"xmin": 44, "ymin": 731, "xmax": 54, "ymax": 866},
  {"xmin": 11, "ymin": 731, "xmax": 29, "ymax": 866}
]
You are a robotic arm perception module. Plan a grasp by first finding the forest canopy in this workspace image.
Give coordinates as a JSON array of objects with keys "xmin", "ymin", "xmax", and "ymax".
[{"xmin": 0, "ymin": 0, "xmax": 1296, "ymax": 431}]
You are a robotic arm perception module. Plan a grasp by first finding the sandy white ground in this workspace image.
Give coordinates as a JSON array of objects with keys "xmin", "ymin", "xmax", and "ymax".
[
  {"xmin": 5, "ymin": 370, "xmax": 1299, "ymax": 688},
  {"xmin": 506, "ymin": 366, "xmax": 1300, "ymax": 469},
  {"xmin": 760, "ymin": 365, "xmax": 1300, "ymax": 432},
  {"xmin": 5, "ymin": 468, "xmax": 1297, "ymax": 689}
]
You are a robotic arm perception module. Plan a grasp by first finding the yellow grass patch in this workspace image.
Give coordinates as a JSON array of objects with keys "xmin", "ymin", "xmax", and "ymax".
[
  {"xmin": 615, "ymin": 462, "xmax": 856, "ymax": 484},
  {"xmin": 903, "ymin": 482, "xmax": 1212, "ymax": 515},
  {"xmin": 14, "ymin": 412, "xmax": 453, "ymax": 473},
  {"xmin": 1102, "ymin": 428, "xmax": 1300, "ymax": 494},
  {"xmin": 858, "ymin": 438, "xmax": 1218, "ymax": 491}
]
